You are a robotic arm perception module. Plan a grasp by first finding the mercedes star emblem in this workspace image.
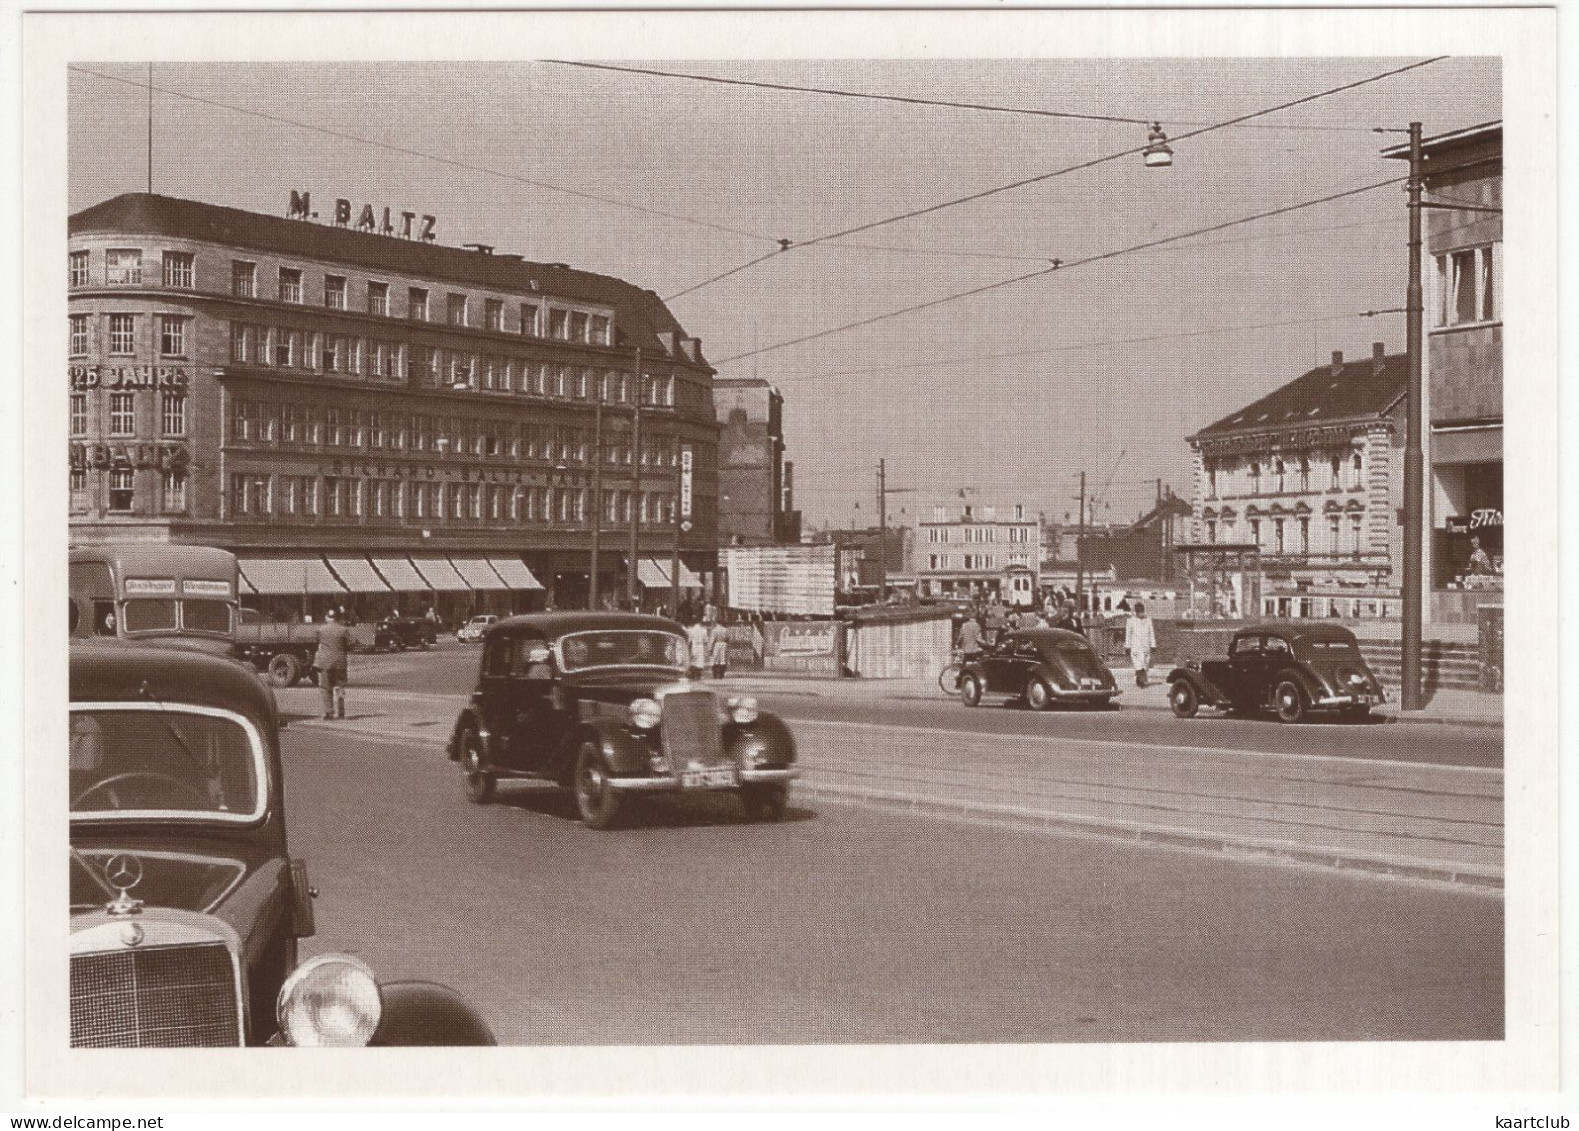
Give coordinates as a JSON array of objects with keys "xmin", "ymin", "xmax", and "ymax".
[{"xmin": 104, "ymin": 853, "xmax": 143, "ymax": 895}]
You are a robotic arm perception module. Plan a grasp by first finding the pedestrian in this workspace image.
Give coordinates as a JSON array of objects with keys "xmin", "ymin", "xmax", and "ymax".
[
  {"xmin": 1124, "ymin": 600, "xmax": 1157, "ymax": 688},
  {"xmin": 957, "ymin": 613, "xmax": 983, "ymax": 664},
  {"xmin": 314, "ymin": 608, "xmax": 352, "ymax": 720},
  {"xmin": 983, "ymin": 595, "xmax": 1007, "ymax": 648},
  {"xmin": 1467, "ymin": 535, "xmax": 1494, "ymax": 575},
  {"xmin": 1053, "ymin": 599, "xmax": 1085, "ymax": 637},
  {"xmin": 685, "ymin": 618, "xmax": 708, "ymax": 680},
  {"xmin": 707, "ymin": 618, "xmax": 729, "ymax": 679}
]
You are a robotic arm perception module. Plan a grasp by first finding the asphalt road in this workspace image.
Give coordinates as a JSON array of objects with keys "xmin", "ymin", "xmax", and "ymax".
[
  {"xmin": 286, "ymin": 723, "xmax": 1503, "ymax": 1045},
  {"xmin": 348, "ymin": 642, "xmax": 1503, "ymax": 769}
]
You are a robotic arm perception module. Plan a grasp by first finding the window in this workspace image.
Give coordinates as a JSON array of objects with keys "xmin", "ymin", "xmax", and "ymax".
[
  {"xmin": 323, "ymin": 336, "xmax": 342, "ymax": 373},
  {"xmin": 1206, "ymin": 519, "xmax": 1218, "ymax": 544},
  {"xmin": 162, "ymin": 252, "xmax": 194, "ymax": 289},
  {"xmin": 230, "ymin": 400, "xmax": 255, "ymax": 442},
  {"xmin": 69, "ymin": 314, "xmax": 89, "ymax": 356},
  {"xmin": 161, "ymin": 470, "xmax": 186, "ymax": 512},
  {"xmin": 70, "ymin": 393, "xmax": 87, "ymax": 436},
  {"xmin": 158, "ymin": 315, "xmax": 186, "ymax": 357},
  {"xmin": 274, "ymin": 329, "xmax": 298, "ymax": 368},
  {"xmin": 408, "ymin": 287, "xmax": 429, "ymax": 321},
  {"xmin": 108, "ymin": 314, "xmax": 135, "ymax": 355},
  {"xmin": 231, "ymin": 260, "xmax": 256, "ymax": 297},
  {"xmin": 569, "ymin": 311, "xmax": 589, "ymax": 342},
  {"xmin": 1329, "ymin": 454, "xmax": 1342, "ymax": 490},
  {"xmin": 108, "ymin": 468, "xmax": 135, "ymax": 512},
  {"xmin": 1349, "ymin": 514, "xmax": 1364, "ymax": 558},
  {"xmin": 1299, "ymin": 456, "xmax": 1310, "ymax": 492},
  {"xmin": 160, "ymin": 392, "xmax": 186, "ymax": 436},
  {"xmin": 69, "ymin": 251, "xmax": 90, "ymax": 287},
  {"xmin": 367, "ymin": 281, "xmax": 389, "ymax": 316},
  {"xmin": 484, "ymin": 298, "xmax": 503, "ymax": 331},
  {"xmin": 105, "ymin": 249, "xmax": 142, "ymax": 285},
  {"xmin": 278, "ymin": 267, "xmax": 303, "ymax": 303},
  {"xmin": 447, "ymin": 293, "xmax": 468, "ymax": 326},
  {"xmin": 108, "ymin": 393, "xmax": 134, "ymax": 437},
  {"xmin": 1349, "ymin": 452, "xmax": 1363, "ymax": 491},
  {"xmin": 1436, "ymin": 243, "xmax": 1499, "ymax": 327},
  {"xmin": 1248, "ymin": 461, "xmax": 1261, "ymax": 494},
  {"xmin": 549, "ymin": 309, "xmax": 569, "ymax": 340},
  {"xmin": 1273, "ymin": 459, "xmax": 1285, "ymax": 493},
  {"xmin": 230, "ymin": 322, "xmax": 253, "ymax": 363},
  {"xmin": 1298, "ymin": 516, "xmax": 1311, "ymax": 555},
  {"xmin": 280, "ymin": 404, "xmax": 299, "ymax": 444},
  {"xmin": 324, "ymin": 275, "xmax": 347, "ymax": 310},
  {"xmin": 1249, "ymin": 518, "xmax": 1262, "ymax": 548},
  {"xmin": 1329, "ymin": 515, "xmax": 1342, "ymax": 553},
  {"xmin": 1274, "ymin": 519, "xmax": 1286, "ymax": 555},
  {"xmin": 71, "ymin": 468, "xmax": 87, "ymax": 498},
  {"xmin": 590, "ymin": 315, "xmax": 611, "ymax": 345}
]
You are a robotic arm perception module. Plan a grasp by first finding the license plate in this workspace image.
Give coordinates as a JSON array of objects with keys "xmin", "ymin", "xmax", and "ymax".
[{"xmin": 681, "ymin": 766, "xmax": 738, "ymax": 790}]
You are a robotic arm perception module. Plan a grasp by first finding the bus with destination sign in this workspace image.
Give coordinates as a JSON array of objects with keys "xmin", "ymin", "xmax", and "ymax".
[{"xmin": 70, "ymin": 543, "xmax": 239, "ymax": 652}]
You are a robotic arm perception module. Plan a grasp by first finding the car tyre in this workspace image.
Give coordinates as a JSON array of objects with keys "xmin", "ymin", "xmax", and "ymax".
[
  {"xmin": 267, "ymin": 652, "xmax": 301, "ymax": 688},
  {"xmin": 1273, "ymin": 679, "xmax": 1307, "ymax": 724},
  {"xmin": 461, "ymin": 731, "xmax": 496, "ymax": 804},
  {"xmin": 960, "ymin": 674, "xmax": 983, "ymax": 708},
  {"xmin": 1025, "ymin": 676, "xmax": 1053, "ymax": 712},
  {"xmin": 573, "ymin": 741, "xmax": 627, "ymax": 830},
  {"xmin": 740, "ymin": 784, "xmax": 789, "ymax": 823},
  {"xmin": 1170, "ymin": 680, "xmax": 1200, "ymax": 719}
]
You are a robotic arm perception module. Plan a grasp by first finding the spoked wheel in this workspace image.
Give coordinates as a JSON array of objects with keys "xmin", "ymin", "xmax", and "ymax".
[
  {"xmin": 1169, "ymin": 680, "xmax": 1200, "ymax": 719},
  {"xmin": 937, "ymin": 663, "xmax": 963, "ymax": 697},
  {"xmin": 1273, "ymin": 680, "xmax": 1307, "ymax": 724},
  {"xmin": 461, "ymin": 732, "xmax": 495, "ymax": 804},
  {"xmin": 740, "ymin": 784, "xmax": 789, "ymax": 823},
  {"xmin": 1025, "ymin": 676, "xmax": 1052, "ymax": 712},
  {"xmin": 573, "ymin": 741, "xmax": 627, "ymax": 830},
  {"xmin": 959, "ymin": 674, "xmax": 984, "ymax": 708}
]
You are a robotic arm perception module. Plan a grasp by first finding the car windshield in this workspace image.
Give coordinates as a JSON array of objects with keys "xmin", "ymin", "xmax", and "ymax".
[
  {"xmin": 121, "ymin": 598, "xmax": 177, "ymax": 633},
  {"xmin": 558, "ymin": 630, "xmax": 687, "ymax": 672},
  {"xmin": 182, "ymin": 599, "xmax": 233, "ymax": 634},
  {"xmin": 70, "ymin": 706, "xmax": 265, "ymax": 821}
]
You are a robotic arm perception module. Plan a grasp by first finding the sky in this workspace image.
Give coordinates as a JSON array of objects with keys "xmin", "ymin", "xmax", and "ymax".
[{"xmin": 67, "ymin": 57, "xmax": 1500, "ymax": 531}]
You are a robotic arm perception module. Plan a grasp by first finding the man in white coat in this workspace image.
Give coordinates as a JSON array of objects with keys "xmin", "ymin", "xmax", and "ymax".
[{"xmin": 1124, "ymin": 600, "xmax": 1157, "ymax": 688}]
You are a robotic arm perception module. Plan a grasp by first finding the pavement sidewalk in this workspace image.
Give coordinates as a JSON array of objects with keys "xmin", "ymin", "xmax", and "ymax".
[{"xmin": 281, "ymin": 681, "xmax": 1503, "ymax": 893}]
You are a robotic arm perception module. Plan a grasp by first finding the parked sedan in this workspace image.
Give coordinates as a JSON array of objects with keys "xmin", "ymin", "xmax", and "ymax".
[
  {"xmin": 446, "ymin": 612, "xmax": 798, "ymax": 828},
  {"xmin": 958, "ymin": 628, "xmax": 1121, "ymax": 710},
  {"xmin": 456, "ymin": 614, "xmax": 498, "ymax": 643},
  {"xmin": 1166, "ymin": 623, "xmax": 1386, "ymax": 723},
  {"xmin": 373, "ymin": 614, "xmax": 437, "ymax": 652}
]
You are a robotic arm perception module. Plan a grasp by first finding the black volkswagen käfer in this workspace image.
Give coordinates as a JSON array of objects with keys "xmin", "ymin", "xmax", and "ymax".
[
  {"xmin": 446, "ymin": 612, "xmax": 797, "ymax": 828},
  {"xmin": 1165, "ymin": 623, "xmax": 1386, "ymax": 723},
  {"xmin": 957, "ymin": 627, "xmax": 1121, "ymax": 710}
]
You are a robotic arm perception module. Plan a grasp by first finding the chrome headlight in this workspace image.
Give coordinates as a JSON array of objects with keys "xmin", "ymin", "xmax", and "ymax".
[
  {"xmin": 727, "ymin": 696, "xmax": 759, "ymax": 725},
  {"xmin": 628, "ymin": 698, "xmax": 661, "ymax": 729},
  {"xmin": 276, "ymin": 954, "xmax": 382, "ymax": 1047}
]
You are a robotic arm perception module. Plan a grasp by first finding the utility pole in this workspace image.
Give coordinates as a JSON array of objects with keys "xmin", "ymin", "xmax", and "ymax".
[
  {"xmin": 875, "ymin": 458, "xmax": 915, "ymax": 602},
  {"xmin": 1401, "ymin": 121, "xmax": 1425, "ymax": 711},
  {"xmin": 1075, "ymin": 471, "xmax": 1086, "ymax": 605},
  {"xmin": 627, "ymin": 348, "xmax": 642, "ymax": 611},
  {"xmin": 589, "ymin": 395, "xmax": 603, "ymax": 609}
]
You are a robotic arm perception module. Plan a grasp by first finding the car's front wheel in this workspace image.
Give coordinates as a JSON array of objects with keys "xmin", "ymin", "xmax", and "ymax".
[
  {"xmin": 1273, "ymin": 680, "xmax": 1307, "ymax": 724},
  {"xmin": 461, "ymin": 732, "xmax": 495, "ymax": 804},
  {"xmin": 740, "ymin": 784, "xmax": 788, "ymax": 823},
  {"xmin": 1170, "ymin": 680, "xmax": 1200, "ymax": 718},
  {"xmin": 960, "ymin": 674, "xmax": 984, "ymax": 708},
  {"xmin": 1025, "ymin": 676, "xmax": 1053, "ymax": 712},
  {"xmin": 573, "ymin": 742, "xmax": 627, "ymax": 830}
]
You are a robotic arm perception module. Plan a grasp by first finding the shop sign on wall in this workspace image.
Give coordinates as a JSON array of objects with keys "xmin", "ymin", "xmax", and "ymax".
[
  {"xmin": 70, "ymin": 366, "xmax": 189, "ymax": 390},
  {"xmin": 1445, "ymin": 509, "xmax": 1503, "ymax": 534},
  {"xmin": 69, "ymin": 441, "xmax": 189, "ymax": 471},
  {"xmin": 288, "ymin": 191, "xmax": 437, "ymax": 242}
]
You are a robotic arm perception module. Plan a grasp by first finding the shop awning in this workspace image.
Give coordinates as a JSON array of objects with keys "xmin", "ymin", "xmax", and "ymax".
[
  {"xmin": 409, "ymin": 557, "xmax": 470, "ymax": 591},
  {"xmin": 637, "ymin": 559, "xmax": 671, "ymax": 588},
  {"xmin": 1431, "ymin": 425, "xmax": 1501, "ymax": 465},
  {"xmin": 674, "ymin": 560, "xmax": 703, "ymax": 589},
  {"xmin": 487, "ymin": 558, "xmax": 544, "ymax": 590},
  {"xmin": 371, "ymin": 557, "xmax": 429, "ymax": 592},
  {"xmin": 326, "ymin": 557, "xmax": 391, "ymax": 593},
  {"xmin": 238, "ymin": 558, "xmax": 346, "ymax": 596},
  {"xmin": 450, "ymin": 557, "xmax": 508, "ymax": 590},
  {"xmin": 237, "ymin": 572, "xmax": 258, "ymax": 596}
]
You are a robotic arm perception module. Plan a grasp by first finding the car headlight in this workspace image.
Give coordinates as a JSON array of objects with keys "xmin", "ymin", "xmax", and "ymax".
[
  {"xmin": 629, "ymin": 698, "xmax": 661, "ymax": 729},
  {"xmin": 276, "ymin": 954, "xmax": 382, "ymax": 1047},
  {"xmin": 727, "ymin": 696, "xmax": 759, "ymax": 725}
]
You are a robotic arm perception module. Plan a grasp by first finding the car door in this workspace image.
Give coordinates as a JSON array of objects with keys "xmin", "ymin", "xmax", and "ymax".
[
  {"xmin": 981, "ymin": 632, "xmax": 1018, "ymax": 692},
  {"xmin": 504, "ymin": 632, "xmax": 560, "ymax": 773},
  {"xmin": 1222, "ymin": 634, "xmax": 1263, "ymax": 707},
  {"xmin": 1259, "ymin": 634, "xmax": 1295, "ymax": 705},
  {"xmin": 474, "ymin": 635, "xmax": 516, "ymax": 766}
]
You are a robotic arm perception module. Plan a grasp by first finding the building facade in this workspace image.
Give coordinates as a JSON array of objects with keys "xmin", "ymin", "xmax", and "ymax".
[
  {"xmin": 68, "ymin": 192, "xmax": 721, "ymax": 618},
  {"xmin": 713, "ymin": 376, "xmax": 800, "ymax": 546},
  {"xmin": 1187, "ymin": 344, "xmax": 1407, "ymax": 619},
  {"xmin": 915, "ymin": 501, "xmax": 1041, "ymax": 604},
  {"xmin": 1387, "ymin": 122, "xmax": 1503, "ymax": 624}
]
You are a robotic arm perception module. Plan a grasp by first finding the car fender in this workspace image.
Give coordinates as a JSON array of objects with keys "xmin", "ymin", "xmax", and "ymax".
[
  {"xmin": 567, "ymin": 717, "xmax": 654, "ymax": 778},
  {"xmin": 1269, "ymin": 666, "xmax": 1325, "ymax": 705},
  {"xmin": 369, "ymin": 981, "xmax": 495, "ymax": 1046},
  {"xmin": 446, "ymin": 707, "xmax": 488, "ymax": 763},
  {"xmin": 727, "ymin": 711, "xmax": 796, "ymax": 768},
  {"xmin": 1166, "ymin": 666, "xmax": 1223, "ymax": 704}
]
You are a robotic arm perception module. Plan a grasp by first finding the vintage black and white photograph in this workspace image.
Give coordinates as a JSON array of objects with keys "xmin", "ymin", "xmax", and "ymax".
[{"xmin": 17, "ymin": 5, "xmax": 1562, "ymax": 1105}]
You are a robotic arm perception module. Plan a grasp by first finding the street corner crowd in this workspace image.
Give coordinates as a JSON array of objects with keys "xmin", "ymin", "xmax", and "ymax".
[{"xmin": 952, "ymin": 589, "xmax": 1159, "ymax": 687}]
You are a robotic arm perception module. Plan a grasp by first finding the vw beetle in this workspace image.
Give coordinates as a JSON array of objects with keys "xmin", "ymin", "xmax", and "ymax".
[
  {"xmin": 957, "ymin": 627, "xmax": 1121, "ymax": 710},
  {"xmin": 1166, "ymin": 623, "xmax": 1387, "ymax": 723},
  {"xmin": 70, "ymin": 642, "xmax": 494, "ymax": 1047},
  {"xmin": 446, "ymin": 612, "xmax": 797, "ymax": 828}
]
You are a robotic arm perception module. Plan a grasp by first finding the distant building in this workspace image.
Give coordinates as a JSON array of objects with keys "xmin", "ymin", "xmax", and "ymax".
[
  {"xmin": 1187, "ymin": 343, "xmax": 1407, "ymax": 619},
  {"xmin": 806, "ymin": 526, "xmax": 909, "ymax": 593},
  {"xmin": 714, "ymin": 377, "xmax": 800, "ymax": 547},
  {"xmin": 1077, "ymin": 492, "xmax": 1194, "ymax": 582},
  {"xmin": 916, "ymin": 500, "xmax": 1041, "ymax": 605}
]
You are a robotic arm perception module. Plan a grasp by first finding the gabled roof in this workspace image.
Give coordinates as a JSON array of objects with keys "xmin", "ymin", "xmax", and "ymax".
[
  {"xmin": 1192, "ymin": 351, "xmax": 1407, "ymax": 442},
  {"xmin": 69, "ymin": 193, "xmax": 708, "ymax": 367}
]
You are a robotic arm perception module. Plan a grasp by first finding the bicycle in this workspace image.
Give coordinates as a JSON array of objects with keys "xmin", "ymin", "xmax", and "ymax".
[{"xmin": 937, "ymin": 651, "xmax": 965, "ymax": 697}]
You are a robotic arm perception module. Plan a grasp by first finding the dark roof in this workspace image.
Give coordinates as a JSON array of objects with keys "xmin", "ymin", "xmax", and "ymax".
[
  {"xmin": 1192, "ymin": 351, "xmax": 1407, "ymax": 441},
  {"xmin": 1010, "ymin": 627, "xmax": 1097, "ymax": 647},
  {"xmin": 69, "ymin": 193, "xmax": 707, "ymax": 367},
  {"xmin": 487, "ymin": 611, "xmax": 685, "ymax": 639},
  {"xmin": 1234, "ymin": 621, "xmax": 1359, "ymax": 643},
  {"xmin": 70, "ymin": 641, "xmax": 278, "ymax": 723}
]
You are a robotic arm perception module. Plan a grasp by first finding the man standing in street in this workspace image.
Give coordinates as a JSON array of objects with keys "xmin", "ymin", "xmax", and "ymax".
[
  {"xmin": 1124, "ymin": 600, "xmax": 1157, "ymax": 688},
  {"xmin": 314, "ymin": 608, "xmax": 352, "ymax": 720},
  {"xmin": 982, "ymin": 595, "xmax": 1007, "ymax": 649}
]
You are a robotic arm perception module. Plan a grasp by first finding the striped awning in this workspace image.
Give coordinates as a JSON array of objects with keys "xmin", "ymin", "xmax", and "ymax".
[
  {"xmin": 238, "ymin": 558, "xmax": 345, "ymax": 596},
  {"xmin": 450, "ymin": 557, "xmax": 508, "ymax": 590},
  {"xmin": 674, "ymin": 560, "xmax": 703, "ymax": 589},
  {"xmin": 637, "ymin": 559, "xmax": 671, "ymax": 588},
  {"xmin": 487, "ymin": 558, "xmax": 544, "ymax": 590},
  {"xmin": 409, "ymin": 557, "xmax": 470, "ymax": 591},
  {"xmin": 326, "ymin": 557, "xmax": 391, "ymax": 593},
  {"xmin": 371, "ymin": 557, "xmax": 428, "ymax": 592}
]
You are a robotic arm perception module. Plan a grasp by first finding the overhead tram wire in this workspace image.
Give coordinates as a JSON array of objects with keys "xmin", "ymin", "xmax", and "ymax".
[
  {"xmin": 713, "ymin": 175, "xmax": 1407, "ymax": 366},
  {"xmin": 653, "ymin": 56, "xmax": 1447, "ymax": 302},
  {"xmin": 66, "ymin": 64, "xmax": 778, "ymax": 246}
]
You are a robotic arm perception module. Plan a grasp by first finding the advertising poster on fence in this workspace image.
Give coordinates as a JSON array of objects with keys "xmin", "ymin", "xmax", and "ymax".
[{"xmin": 724, "ymin": 545, "xmax": 837, "ymax": 616}]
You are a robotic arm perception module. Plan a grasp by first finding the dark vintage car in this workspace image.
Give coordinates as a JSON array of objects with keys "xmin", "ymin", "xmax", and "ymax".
[
  {"xmin": 373, "ymin": 614, "xmax": 438, "ymax": 653},
  {"xmin": 70, "ymin": 642, "xmax": 494, "ymax": 1047},
  {"xmin": 446, "ymin": 612, "xmax": 797, "ymax": 828},
  {"xmin": 1166, "ymin": 623, "xmax": 1387, "ymax": 723},
  {"xmin": 958, "ymin": 627, "xmax": 1121, "ymax": 710}
]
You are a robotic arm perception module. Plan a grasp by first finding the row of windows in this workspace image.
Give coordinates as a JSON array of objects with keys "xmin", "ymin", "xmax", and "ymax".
[
  {"xmin": 227, "ymin": 473, "xmax": 676, "ymax": 526},
  {"xmin": 70, "ymin": 391, "xmax": 186, "ymax": 438},
  {"xmin": 227, "ymin": 398, "xmax": 683, "ymax": 468},
  {"xmin": 70, "ymin": 313, "xmax": 188, "ymax": 358},
  {"xmin": 1205, "ymin": 451, "xmax": 1365, "ymax": 498},
  {"xmin": 1203, "ymin": 514, "xmax": 1368, "ymax": 557},
  {"xmin": 72, "ymin": 248, "xmax": 618, "ymax": 345},
  {"xmin": 927, "ymin": 525, "xmax": 1036, "ymax": 545},
  {"xmin": 69, "ymin": 467, "xmax": 186, "ymax": 513},
  {"xmin": 924, "ymin": 552, "xmax": 1034, "ymax": 571}
]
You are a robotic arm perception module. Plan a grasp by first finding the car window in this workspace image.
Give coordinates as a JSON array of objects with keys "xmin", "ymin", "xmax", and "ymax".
[
  {"xmin": 1229, "ymin": 636, "xmax": 1261, "ymax": 657},
  {"xmin": 558, "ymin": 630, "xmax": 686, "ymax": 672},
  {"xmin": 507, "ymin": 636, "xmax": 552, "ymax": 679},
  {"xmin": 1263, "ymin": 636, "xmax": 1292, "ymax": 657},
  {"xmin": 70, "ymin": 706, "xmax": 265, "ymax": 821},
  {"xmin": 482, "ymin": 638, "xmax": 509, "ymax": 678},
  {"xmin": 181, "ymin": 599, "xmax": 233, "ymax": 635}
]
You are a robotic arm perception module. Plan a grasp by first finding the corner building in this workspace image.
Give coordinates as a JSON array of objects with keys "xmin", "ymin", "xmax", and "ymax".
[{"xmin": 68, "ymin": 193, "xmax": 720, "ymax": 619}]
